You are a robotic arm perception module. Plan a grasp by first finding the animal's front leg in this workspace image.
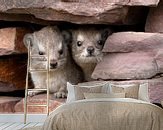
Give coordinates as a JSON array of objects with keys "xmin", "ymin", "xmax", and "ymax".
[
  {"xmin": 28, "ymin": 82, "xmax": 46, "ymax": 97},
  {"xmin": 54, "ymin": 86, "xmax": 67, "ymax": 98},
  {"xmin": 28, "ymin": 90, "xmax": 45, "ymax": 97},
  {"xmin": 30, "ymin": 74, "xmax": 46, "ymax": 96}
]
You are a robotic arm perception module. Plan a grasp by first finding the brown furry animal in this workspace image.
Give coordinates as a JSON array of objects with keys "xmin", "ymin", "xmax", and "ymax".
[
  {"xmin": 23, "ymin": 26, "xmax": 83, "ymax": 98},
  {"xmin": 70, "ymin": 28, "xmax": 111, "ymax": 81}
]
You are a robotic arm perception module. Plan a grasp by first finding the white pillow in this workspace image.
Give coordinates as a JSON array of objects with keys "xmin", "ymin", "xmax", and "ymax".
[
  {"xmin": 161, "ymin": 100, "xmax": 163, "ymax": 107},
  {"xmin": 66, "ymin": 82, "xmax": 111, "ymax": 103},
  {"xmin": 66, "ymin": 82, "xmax": 76, "ymax": 103},
  {"xmin": 138, "ymin": 83, "xmax": 149, "ymax": 102},
  {"xmin": 110, "ymin": 84, "xmax": 139, "ymax": 99},
  {"xmin": 138, "ymin": 82, "xmax": 163, "ymax": 104},
  {"xmin": 84, "ymin": 92, "xmax": 125, "ymax": 99}
]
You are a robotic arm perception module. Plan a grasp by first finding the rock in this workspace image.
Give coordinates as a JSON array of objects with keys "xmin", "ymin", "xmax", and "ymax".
[
  {"xmin": 0, "ymin": 82, "xmax": 18, "ymax": 92},
  {"xmin": 155, "ymin": 49, "xmax": 163, "ymax": 72},
  {"xmin": 0, "ymin": 27, "xmax": 30, "ymax": 56},
  {"xmin": 101, "ymin": 32, "xmax": 163, "ymax": 80},
  {"xmin": 14, "ymin": 94, "xmax": 66, "ymax": 113},
  {"xmin": 0, "ymin": 13, "xmax": 55, "ymax": 25},
  {"xmin": 120, "ymin": 0, "xmax": 160, "ymax": 6},
  {"xmin": 62, "ymin": 0, "xmax": 159, "ymax": 6},
  {"xmin": 0, "ymin": 96, "xmax": 22, "ymax": 113},
  {"xmin": 103, "ymin": 32, "xmax": 163, "ymax": 53},
  {"xmin": 92, "ymin": 52, "xmax": 158, "ymax": 80},
  {"xmin": 0, "ymin": 55, "xmax": 28, "ymax": 92},
  {"xmin": 108, "ymin": 77, "xmax": 163, "ymax": 85},
  {"xmin": 0, "ymin": 1, "xmax": 150, "ymax": 25},
  {"xmin": 145, "ymin": 0, "xmax": 163, "ymax": 33}
]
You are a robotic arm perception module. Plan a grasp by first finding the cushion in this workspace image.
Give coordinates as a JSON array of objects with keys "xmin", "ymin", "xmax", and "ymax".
[
  {"xmin": 66, "ymin": 82, "xmax": 76, "ymax": 103},
  {"xmin": 84, "ymin": 92, "xmax": 125, "ymax": 99},
  {"xmin": 66, "ymin": 82, "xmax": 111, "ymax": 103},
  {"xmin": 138, "ymin": 83, "xmax": 163, "ymax": 104},
  {"xmin": 111, "ymin": 84, "xmax": 139, "ymax": 99},
  {"xmin": 161, "ymin": 100, "xmax": 163, "ymax": 107}
]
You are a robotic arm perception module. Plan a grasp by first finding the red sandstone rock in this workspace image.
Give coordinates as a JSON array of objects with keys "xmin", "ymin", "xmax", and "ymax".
[
  {"xmin": 0, "ymin": 13, "xmax": 55, "ymax": 25},
  {"xmin": 92, "ymin": 52, "xmax": 158, "ymax": 80},
  {"xmin": 124, "ymin": 0, "xmax": 159, "ymax": 6},
  {"xmin": 0, "ymin": 55, "xmax": 29, "ymax": 92},
  {"xmin": 100, "ymin": 32, "xmax": 163, "ymax": 80},
  {"xmin": 0, "ymin": 96, "xmax": 22, "ymax": 113},
  {"xmin": 80, "ymin": 78, "xmax": 163, "ymax": 86},
  {"xmin": 103, "ymin": 32, "xmax": 163, "ymax": 53},
  {"xmin": 145, "ymin": 0, "xmax": 163, "ymax": 33},
  {"xmin": 109, "ymin": 78, "xmax": 163, "ymax": 87},
  {"xmin": 62, "ymin": 0, "xmax": 159, "ymax": 6},
  {"xmin": 0, "ymin": 0, "xmax": 153, "ymax": 25},
  {"xmin": 155, "ymin": 49, "xmax": 163, "ymax": 72},
  {"xmin": 0, "ymin": 27, "xmax": 30, "ymax": 56},
  {"xmin": 14, "ymin": 94, "xmax": 66, "ymax": 113}
]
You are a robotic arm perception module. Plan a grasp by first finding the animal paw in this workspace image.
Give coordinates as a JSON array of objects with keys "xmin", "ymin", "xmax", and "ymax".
[
  {"xmin": 54, "ymin": 92, "xmax": 67, "ymax": 98},
  {"xmin": 28, "ymin": 91, "xmax": 42, "ymax": 97},
  {"xmin": 28, "ymin": 91, "xmax": 38, "ymax": 97}
]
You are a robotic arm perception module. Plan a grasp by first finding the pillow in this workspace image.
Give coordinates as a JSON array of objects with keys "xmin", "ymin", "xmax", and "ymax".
[
  {"xmin": 66, "ymin": 82, "xmax": 76, "ymax": 103},
  {"xmin": 84, "ymin": 92, "xmax": 125, "ymax": 99},
  {"xmin": 74, "ymin": 82, "xmax": 110, "ymax": 100},
  {"xmin": 161, "ymin": 100, "xmax": 163, "ymax": 107},
  {"xmin": 110, "ymin": 84, "xmax": 139, "ymax": 99},
  {"xmin": 66, "ymin": 82, "xmax": 111, "ymax": 103},
  {"xmin": 138, "ymin": 83, "xmax": 163, "ymax": 104},
  {"xmin": 78, "ymin": 81, "xmax": 111, "ymax": 93}
]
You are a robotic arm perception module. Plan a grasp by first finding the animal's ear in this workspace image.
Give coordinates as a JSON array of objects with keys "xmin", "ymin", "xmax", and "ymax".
[
  {"xmin": 23, "ymin": 33, "xmax": 34, "ymax": 49},
  {"xmin": 62, "ymin": 30, "xmax": 72, "ymax": 44},
  {"xmin": 101, "ymin": 28, "xmax": 112, "ymax": 42}
]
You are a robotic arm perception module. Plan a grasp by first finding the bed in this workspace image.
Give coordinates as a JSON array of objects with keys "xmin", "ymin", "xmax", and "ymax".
[
  {"xmin": 22, "ymin": 82, "xmax": 163, "ymax": 130},
  {"xmin": 41, "ymin": 98, "xmax": 163, "ymax": 130}
]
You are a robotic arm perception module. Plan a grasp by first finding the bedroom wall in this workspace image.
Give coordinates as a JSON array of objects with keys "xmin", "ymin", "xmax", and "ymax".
[{"xmin": 0, "ymin": 0, "xmax": 162, "ymax": 113}]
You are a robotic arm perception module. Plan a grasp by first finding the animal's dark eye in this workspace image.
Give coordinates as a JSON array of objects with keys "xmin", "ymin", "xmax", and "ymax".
[
  {"xmin": 77, "ymin": 41, "xmax": 82, "ymax": 47},
  {"xmin": 97, "ymin": 40, "xmax": 103, "ymax": 46},
  {"xmin": 39, "ymin": 51, "xmax": 45, "ymax": 55},
  {"xmin": 58, "ymin": 49, "xmax": 63, "ymax": 55}
]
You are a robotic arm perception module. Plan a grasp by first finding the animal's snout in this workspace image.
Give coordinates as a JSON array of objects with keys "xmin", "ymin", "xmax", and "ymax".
[
  {"xmin": 87, "ymin": 46, "xmax": 94, "ymax": 55},
  {"xmin": 50, "ymin": 60, "xmax": 58, "ymax": 69}
]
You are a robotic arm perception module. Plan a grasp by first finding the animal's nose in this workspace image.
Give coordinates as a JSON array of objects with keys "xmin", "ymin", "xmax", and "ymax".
[
  {"xmin": 50, "ymin": 60, "xmax": 58, "ymax": 68},
  {"xmin": 87, "ymin": 46, "xmax": 94, "ymax": 54}
]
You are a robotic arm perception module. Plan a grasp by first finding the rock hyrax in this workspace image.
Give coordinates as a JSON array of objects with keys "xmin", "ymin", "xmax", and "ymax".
[
  {"xmin": 23, "ymin": 26, "xmax": 83, "ymax": 98},
  {"xmin": 70, "ymin": 27, "xmax": 111, "ymax": 81}
]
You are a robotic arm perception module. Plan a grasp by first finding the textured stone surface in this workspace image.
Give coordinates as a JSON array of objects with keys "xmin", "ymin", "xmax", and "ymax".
[
  {"xmin": 109, "ymin": 77, "xmax": 163, "ymax": 85},
  {"xmin": 0, "ymin": 96, "xmax": 22, "ymax": 113},
  {"xmin": 0, "ymin": 0, "xmax": 152, "ymax": 25},
  {"xmin": 155, "ymin": 49, "xmax": 163, "ymax": 72},
  {"xmin": 92, "ymin": 52, "xmax": 158, "ymax": 80},
  {"xmin": 0, "ymin": 27, "xmax": 30, "ymax": 56},
  {"xmin": 122, "ymin": 0, "xmax": 160, "ymax": 6},
  {"xmin": 99, "ymin": 31, "xmax": 163, "ymax": 80},
  {"xmin": 0, "ymin": 55, "xmax": 28, "ymax": 92},
  {"xmin": 15, "ymin": 94, "xmax": 66, "ymax": 113},
  {"xmin": 103, "ymin": 32, "xmax": 163, "ymax": 53},
  {"xmin": 145, "ymin": 0, "xmax": 163, "ymax": 33},
  {"xmin": 69, "ymin": 78, "xmax": 163, "ymax": 86},
  {"xmin": 61, "ymin": 0, "xmax": 159, "ymax": 6},
  {"xmin": 0, "ymin": 82, "xmax": 18, "ymax": 92},
  {"xmin": 0, "ymin": 13, "xmax": 55, "ymax": 25}
]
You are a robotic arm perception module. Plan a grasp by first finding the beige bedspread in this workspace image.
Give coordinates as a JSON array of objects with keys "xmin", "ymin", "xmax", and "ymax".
[{"xmin": 37, "ymin": 98, "xmax": 163, "ymax": 130}]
